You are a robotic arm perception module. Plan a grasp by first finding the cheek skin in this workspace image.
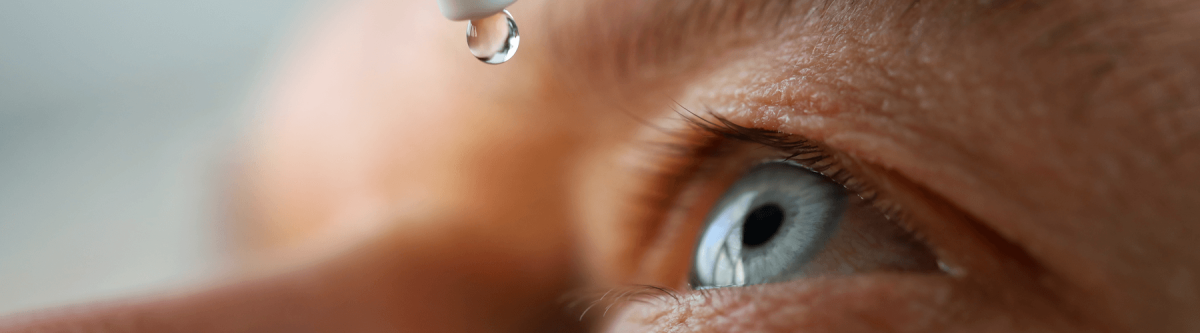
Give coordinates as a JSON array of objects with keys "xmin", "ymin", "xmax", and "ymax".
[{"xmin": 605, "ymin": 275, "xmax": 1069, "ymax": 333}]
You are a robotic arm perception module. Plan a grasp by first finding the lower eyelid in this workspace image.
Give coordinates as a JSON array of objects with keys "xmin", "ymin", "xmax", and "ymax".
[{"xmin": 607, "ymin": 275, "xmax": 969, "ymax": 333}]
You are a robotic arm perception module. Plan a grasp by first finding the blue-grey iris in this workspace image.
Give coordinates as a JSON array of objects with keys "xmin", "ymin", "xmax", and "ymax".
[{"xmin": 690, "ymin": 161, "xmax": 847, "ymax": 288}]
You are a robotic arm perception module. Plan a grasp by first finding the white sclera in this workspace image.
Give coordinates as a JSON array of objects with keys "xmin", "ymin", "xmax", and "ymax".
[{"xmin": 466, "ymin": 10, "xmax": 519, "ymax": 64}]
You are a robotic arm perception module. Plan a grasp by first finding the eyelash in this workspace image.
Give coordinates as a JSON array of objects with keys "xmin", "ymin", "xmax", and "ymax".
[{"xmin": 666, "ymin": 110, "xmax": 896, "ymax": 220}]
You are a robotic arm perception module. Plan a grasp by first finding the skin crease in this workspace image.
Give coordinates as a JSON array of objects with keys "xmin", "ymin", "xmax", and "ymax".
[{"xmin": 2, "ymin": 0, "xmax": 1199, "ymax": 332}]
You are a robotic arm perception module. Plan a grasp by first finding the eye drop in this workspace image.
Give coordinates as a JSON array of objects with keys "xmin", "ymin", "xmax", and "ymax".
[{"xmin": 437, "ymin": 0, "xmax": 519, "ymax": 64}]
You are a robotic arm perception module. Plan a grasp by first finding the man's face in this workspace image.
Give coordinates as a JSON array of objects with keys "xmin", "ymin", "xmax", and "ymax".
[{"xmin": 243, "ymin": 0, "xmax": 1200, "ymax": 331}]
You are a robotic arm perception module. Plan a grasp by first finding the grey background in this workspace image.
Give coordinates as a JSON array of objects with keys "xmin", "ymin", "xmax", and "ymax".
[{"xmin": 0, "ymin": 0, "xmax": 319, "ymax": 314}]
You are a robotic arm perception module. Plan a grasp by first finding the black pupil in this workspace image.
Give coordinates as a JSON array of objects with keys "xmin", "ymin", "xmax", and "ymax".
[{"xmin": 742, "ymin": 203, "xmax": 785, "ymax": 247}]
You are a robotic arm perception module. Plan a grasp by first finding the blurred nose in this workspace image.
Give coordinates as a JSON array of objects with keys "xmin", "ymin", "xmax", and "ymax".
[
  {"xmin": 248, "ymin": 103, "xmax": 586, "ymax": 332},
  {"xmin": 237, "ymin": 0, "xmax": 585, "ymax": 330}
]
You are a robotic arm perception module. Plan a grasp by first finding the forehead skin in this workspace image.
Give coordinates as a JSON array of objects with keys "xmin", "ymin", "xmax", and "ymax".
[{"xmin": 237, "ymin": 0, "xmax": 1200, "ymax": 331}]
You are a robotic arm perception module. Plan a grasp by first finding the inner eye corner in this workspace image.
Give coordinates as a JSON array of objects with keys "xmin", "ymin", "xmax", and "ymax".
[{"xmin": 742, "ymin": 202, "xmax": 785, "ymax": 247}]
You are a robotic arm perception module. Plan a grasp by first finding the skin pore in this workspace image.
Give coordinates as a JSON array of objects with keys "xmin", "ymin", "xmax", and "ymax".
[{"xmin": 2, "ymin": 0, "xmax": 1199, "ymax": 332}]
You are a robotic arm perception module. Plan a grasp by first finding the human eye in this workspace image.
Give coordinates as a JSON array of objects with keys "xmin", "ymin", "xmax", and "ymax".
[
  {"xmin": 629, "ymin": 114, "xmax": 949, "ymax": 292},
  {"xmin": 690, "ymin": 159, "xmax": 938, "ymax": 288}
]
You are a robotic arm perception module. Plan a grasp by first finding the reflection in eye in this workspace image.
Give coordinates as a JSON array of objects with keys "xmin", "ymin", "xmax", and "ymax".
[{"xmin": 690, "ymin": 161, "xmax": 939, "ymax": 289}]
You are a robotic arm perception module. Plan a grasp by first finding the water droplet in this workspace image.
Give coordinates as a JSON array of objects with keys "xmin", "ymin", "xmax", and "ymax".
[{"xmin": 466, "ymin": 10, "xmax": 519, "ymax": 64}]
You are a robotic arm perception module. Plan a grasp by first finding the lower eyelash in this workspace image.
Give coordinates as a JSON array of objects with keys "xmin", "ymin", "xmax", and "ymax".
[
  {"xmin": 567, "ymin": 282, "xmax": 762, "ymax": 327},
  {"xmin": 565, "ymin": 285, "xmax": 687, "ymax": 323}
]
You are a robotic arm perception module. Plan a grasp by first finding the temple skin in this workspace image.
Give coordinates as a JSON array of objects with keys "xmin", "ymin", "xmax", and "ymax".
[{"xmin": 3, "ymin": 0, "xmax": 1199, "ymax": 332}]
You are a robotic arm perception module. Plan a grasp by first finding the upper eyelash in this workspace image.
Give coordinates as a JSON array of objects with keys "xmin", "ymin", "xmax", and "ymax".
[
  {"xmin": 678, "ymin": 109, "xmax": 822, "ymax": 155},
  {"xmin": 673, "ymin": 109, "xmax": 889, "ymax": 216}
]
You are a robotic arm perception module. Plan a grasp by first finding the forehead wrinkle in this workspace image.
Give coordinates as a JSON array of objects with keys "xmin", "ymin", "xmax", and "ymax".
[
  {"xmin": 542, "ymin": 0, "xmax": 959, "ymax": 106},
  {"xmin": 546, "ymin": 0, "xmax": 806, "ymax": 88}
]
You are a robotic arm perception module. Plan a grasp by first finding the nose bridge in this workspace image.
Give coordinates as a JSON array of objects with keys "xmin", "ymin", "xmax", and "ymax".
[
  {"xmin": 411, "ymin": 109, "xmax": 588, "ymax": 330},
  {"xmin": 446, "ymin": 115, "xmax": 581, "ymax": 264}
]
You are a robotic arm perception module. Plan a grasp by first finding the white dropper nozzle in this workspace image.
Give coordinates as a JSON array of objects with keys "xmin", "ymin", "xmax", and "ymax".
[{"xmin": 438, "ymin": 0, "xmax": 517, "ymax": 21}]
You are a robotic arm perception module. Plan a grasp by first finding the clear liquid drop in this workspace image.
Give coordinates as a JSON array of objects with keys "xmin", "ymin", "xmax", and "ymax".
[{"xmin": 466, "ymin": 10, "xmax": 519, "ymax": 64}]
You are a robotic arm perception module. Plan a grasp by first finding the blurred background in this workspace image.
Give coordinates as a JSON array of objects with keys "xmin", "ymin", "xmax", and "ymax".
[{"xmin": 0, "ymin": 0, "xmax": 321, "ymax": 314}]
